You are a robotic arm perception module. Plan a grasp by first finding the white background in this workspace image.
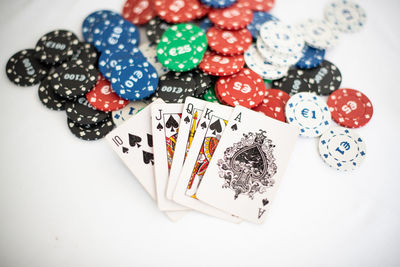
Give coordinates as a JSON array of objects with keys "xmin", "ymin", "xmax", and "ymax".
[{"xmin": 0, "ymin": 0, "xmax": 399, "ymax": 266}]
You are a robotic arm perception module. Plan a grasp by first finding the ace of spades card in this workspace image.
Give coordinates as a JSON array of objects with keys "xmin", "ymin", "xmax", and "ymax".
[
  {"xmin": 166, "ymin": 97, "xmax": 207, "ymax": 200},
  {"xmin": 151, "ymin": 103, "xmax": 189, "ymax": 211},
  {"xmin": 106, "ymin": 99, "xmax": 187, "ymax": 221},
  {"xmin": 196, "ymin": 106, "xmax": 299, "ymax": 224},
  {"xmin": 173, "ymin": 102, "xmax": 241, "ymax": 223}
]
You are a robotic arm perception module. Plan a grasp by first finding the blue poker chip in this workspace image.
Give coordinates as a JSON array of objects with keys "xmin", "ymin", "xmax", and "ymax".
[
  {"xmin": 199, "ymin": 17, "xmax": 213, "ymax": 33},
  {"xmin": 92, "ymin": 17, "xmax": 140, "ymax": 52},
  {"xmin": 98, "ymin": 44, "xmax": 145, "ymax": 79},
  {"xmin": 247, "ymin": 11, "xmax": 279, "ymax": 39},
  {"xmin": 200, "ymin": 0, "xmax": 236, "ymax": 8},
  {"xmin": 110, "ymin": 58, "xmax": 158, "ymax": 101},
  {"xmin": 296, "ymin": 45, "xmax": 325, "ymax": 69},
  {"xmin": 82, "ymin": 10, "xmax": 121, "ymax": 44}
]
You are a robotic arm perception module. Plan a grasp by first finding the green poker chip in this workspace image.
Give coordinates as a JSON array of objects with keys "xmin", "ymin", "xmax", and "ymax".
[
  {"xmin": 203, "ymin": 87, "xmax": 219, "ymax": 103},
  {"xmin": 157, "ymin": 23, "xmax": 207, "ymax": 72}
]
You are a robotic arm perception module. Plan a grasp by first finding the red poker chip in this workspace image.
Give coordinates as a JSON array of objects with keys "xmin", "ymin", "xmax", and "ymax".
[
  {"xmin": 208, "ymin": 3, "xmax": 253, "ymax": 30},
  {"xmin": 86, "ymin": 76, "xmax": 129, "ymax": 112},
  {"xmin": 327, "ymin": 88, "xmax": 373, "ymax": 128},
  {"xmin": 154, "ymin": 0, "xmax": 207, "ymax": 23},
  {"xmin": 253, "ymin": 89, "xmax": 290, "ymax": 122},
  {"xmin": 122, "ymin": 0, "xmax": 156, "ymax": 25},
  {"xmin": 238, "ymin": 0, "xmax": 275, "ymax": 11},
  {"xmin": 207, "ymin": 27, "xmax": 252, "ymax": 56},
  {"xmin": 199, "ymin": 51, "xmax": 245, "ymax": 76},
  {"xmin": 215, "ymin": 68, "xmax": 266, "ymax": 108}
]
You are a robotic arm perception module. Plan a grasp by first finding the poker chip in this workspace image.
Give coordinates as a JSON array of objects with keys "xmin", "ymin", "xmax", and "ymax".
[
  {"xmin": 70, "ymin": 42, "xmax": 99, "ymax": 65},
  {"xmin": 92, "ymin": 17, "xmax": 140, "ymax": 52},
  {"xmin": 244, "ymin": 44, "xmax": 288, "ymax": 80},
  {"xmin": 253, "ymin": 89, "xmax": 290, "ymax": 122},
  {"xmin": 319, "ymin": 127, "xmax": 366, "ymax": 171},
  {"xmin": 82, "ymin": 10, "xmax": 122, "ymax": 44},
  {"xmin": 208, "ymin": 3, "xmax": 253, "ymax": 30},
  {"xmin": 199, "ymin": 51, "xmax": 244, "ymax": 76},
  {"xmin": 296, "ymin": 45, "xmax": 325, "ymax": 69},
  {"xmin": 207, "ymin": 27, "xmax": 252, "ymax": 56},
  {"xmin": 199, "ymin": 17, "xmax": 213, "ymax": 33},
  {"xmin": 110, "ymin": 58, "xmax": 158, "ymax": 100},
  {"xmin": 256, "ymin": 37, "xmax": 301, "ymax": 67},
  {"xmin": 140, "ymin": 43, "xmax": 169, "ymax": 76},
  {"xmin": 327, "ymin": 88, "xmax": 373, "ymax": 128},
  {"xmin": 200, "ymin": 0, "xmax": 236, "ymax": 9},
  {"xmin": 86, "ymin": 76, "xmax": 129, "ymax": 112},
  {"xmin": 157, "ymin": 23, "xmax": 207, "ymax": 72},
  {"xmin": 247, "ymin": 11, "xmax": 279, "ymax": 39},
  {"xmin": 296, "ymin": 19, "xmax": 340, "ymax": 50},
  {"xmin": 51, "ymin": 60, "xmax": 99, "ymax": 99},
  {"xmin": 145, "ymin": 17, "xmax": 172, "ymax": 44},
  {"xmin": 192, "ymin": 69, "xmax": 212, "ymax": 97},
  {"xmin": 112, "ymin": 100, "xmax": 149, "ymax": 126},
  {"xmin": 324, "ymin": 0, "xmax": 367, "ymax": 33},
  {"xmin": 38, "ymin": 74, "xmax": 68, "ymax": 111},
  {"xmin": 203, "ymin": 86, "xmax": 220, "ymax": 103},
  {"xmin": 238, "ymin": 0, "xmax": 274, "ymax": 11},
  {"xmin": 259, "ymin": 20, "xmax": 304, "ymax": 56},
  {"xmin": 152, "ymin": 71, "xmax": 197, "ymax": 103},
  {"xmin": 154, "ymin": 0, "xmax": 209, "ymax": 23},
  {"xmin": 65, "ymin": 96, "xmax": 110, "ymax": 124},
  {"xmin": 122, "ymin": 0, "xmax": 156, "ymax": 25},
  {"xmin": 272, "ymin": 75, "xmax": 313, "ymax": 95},
  {"xmin": 285, "ymin": 92, "xmax": 331, "ymax": 137},
  {"xmin": 215, "ymin": 68, "xmax": 266, "ymax": 108},
  {"xmin": 67, "ymin": 116, "xmax": 114, "ymax": 141},
  {"xmin": 6, "ymin": 49, "xmax": 49, "ymax": 86},
  {"xmin": 34, "ymin": 30, "xmax": 80, "ymax": 65}
]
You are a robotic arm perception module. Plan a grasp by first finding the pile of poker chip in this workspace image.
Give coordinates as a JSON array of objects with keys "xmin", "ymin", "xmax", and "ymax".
[{"xmin": 5, "ymin": 0, "xmax": 372, "ymax": 171}]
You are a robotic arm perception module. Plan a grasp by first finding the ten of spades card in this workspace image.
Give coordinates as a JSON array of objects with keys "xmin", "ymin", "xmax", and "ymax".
[
  {"xmin": 151, "ymin": 103, "xmax": 189, "ymax": 211},
  {"xmin": 166, "ymin": 97, "xmax": 207, "ymax": 200},
  {"xmin": 196, "ymin": 106, "xmax": 299, "ymax": 224},
  {"xmin": 173, "ymin": 102, "xmax": 241, "ymax": 223}
]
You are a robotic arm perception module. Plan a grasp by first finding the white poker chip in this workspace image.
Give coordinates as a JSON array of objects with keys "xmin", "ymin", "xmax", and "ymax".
[
  {"xmin": 259, "ymin": 20, "xmax": 305, "ymax": 56},
  {"xmin": 139, "ymin": 43, "xmax": 169, "ymax": 77},
  {"xmin": 111, "ymin": 101, "xmax": 149, "ymax": 126},
  {"xmin": 285, "ymin": 92, "xmax": 331, "ymax": 137},
  {"xmin": 244, "ymin": 44, "xmax": 289, "ymax": 80},
  {"xmin": 319, "ymin": 127, "xmax": 366, "ymax": 171},
  {"xmin": 324, "ymin": 0, "xmax": 367, "ymax": 33},
  {"xmin": 296, "ymin": 19, "xmax": 340, "ymax": 50},
  {"xmin": 256, "ymin": 37, "xmax": 302, "ymax": 67}
]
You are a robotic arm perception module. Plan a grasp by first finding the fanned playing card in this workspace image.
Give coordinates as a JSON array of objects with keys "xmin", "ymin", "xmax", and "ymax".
[
  {"xmin": 151, "ymin": 103, "xmax": 188, "ymax": 211},
  {"xmin": 167, "ymin": 97, "xmax": 207, "ymax": 200},
  {"xmin": 105, "ymin": 99, "xmax": 187, "ymax": 221},
  {"xmin": 196, "ymin": 106, "xmax": 299, "ymax": 224},
  {"xmin": 173, "ymin": 102, "xmax": 241, "ymax": 223}
]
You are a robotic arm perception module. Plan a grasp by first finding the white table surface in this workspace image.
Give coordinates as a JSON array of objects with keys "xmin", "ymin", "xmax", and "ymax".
[{"xmin": 0, "ymin": 0, "xmax": 399, "ymax": 266}]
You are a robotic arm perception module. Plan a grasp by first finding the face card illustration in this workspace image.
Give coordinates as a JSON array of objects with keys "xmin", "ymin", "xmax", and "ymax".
[
  {"xmin": 151, "ymin": 103, "xmax": 189, "ymax": 211},
  {"xmin": 173, "ymin": 103, "xmax": 241, "ymax": 223},
  {"xmin": 196, "ymin": 106, "xmax": 299, "ymax": 224},
  {"xmin": 167, "ymin": 97, "xmax": 207, "ymax": 200},
  {"xmin": 105, "ymin": 99, "xmax": 188, "ymax": 220}
]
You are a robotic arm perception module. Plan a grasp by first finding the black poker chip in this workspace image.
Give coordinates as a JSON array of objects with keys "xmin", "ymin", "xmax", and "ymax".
[
  {"xmin": 272, "ymin": 75, "xmax": 313, "ymax": 95},
  {"xmin": 65, "ymin": 96, "xmax": 109, "ymax": 124},
  {"xmin": 51, "ymin": 60, "xmax": 99, "ymax": 99},
  {"xmin": 70, "ymin": 42, "xmax": 99, "ymax": 65},
  {"xmin": 152, "ymin": 71, "xmax": 197, "ymax": 103},
  {"xmin": 145, "ymin": 17, "xmax": 172, "ymax": 44},
  {"xmin": 67, "ymin": 116, "xmax": 114, "ymax": 141},
  {"xmin": 192, "ymin": 69, "xmax": 212, "ymax": 98},
  {"xmin": 34, "ymin": 30, "xmax": 80, "ymax": 65},
  {"xmin": 38, "ymin": 74, "xmax": 69, "ymax": 111},
  {"xmin": 6, "ymin": 49, "xmax": 49, "ymax": 86}
]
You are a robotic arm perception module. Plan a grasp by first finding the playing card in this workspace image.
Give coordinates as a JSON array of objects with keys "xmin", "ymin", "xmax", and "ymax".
[
  {"xmin": 106, "ymin": 99, "xmax": 187, "ymax": 220},
  {"xmin": 196, "ymin": 106, "xmax": 299, "ymax": 224},
  {"xmin": 173, "ymin": 102, "xmax": 240, "ymax": 223},
  {"xmin": 167, "ymin": 97, "xmax": 207, "ymax": 200},
  {"xmin": 151, "ymin": 103, "xmax": 188, "ymax": 211}
]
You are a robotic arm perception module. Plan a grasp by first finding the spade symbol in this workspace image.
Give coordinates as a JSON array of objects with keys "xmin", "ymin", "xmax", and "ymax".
[
  {"xmin": 262, "ymin": 198, "xmax": 269, "ymax": 206},
  {"xmin": 143, "ymin": 151, "xmax": 154, "ymax": 165},
  {"xmin": 147, "ymin": 134, "xmax": 153, "ymax": 147},
  {"xmin": 129, "ymin": 134, "xmax": 142, "ymax": 148},
  {"xmin": 165, "ymin": 115, "xmax": 179, "ymax": 132},
  {"xmin": 200, "ymin": 121, "xmax": 207, "ymax": 129},
  {"xmin": 209, "ymin": 119, "xmax": 222, "ymax": 135},
  {"xmin": 122, "ymin": 147, "xmax": 129, "ymax": 154},
  {"xmin": 157, "ymin": 123, "xmax": 163, "ymax": 131},
  {"xmin": 231, "ymin": 124, "xmax": 238, "ymax": 131},
  {"xmin": 184, "ymin": 116, "xmax": 190, "ymax": 124}
]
